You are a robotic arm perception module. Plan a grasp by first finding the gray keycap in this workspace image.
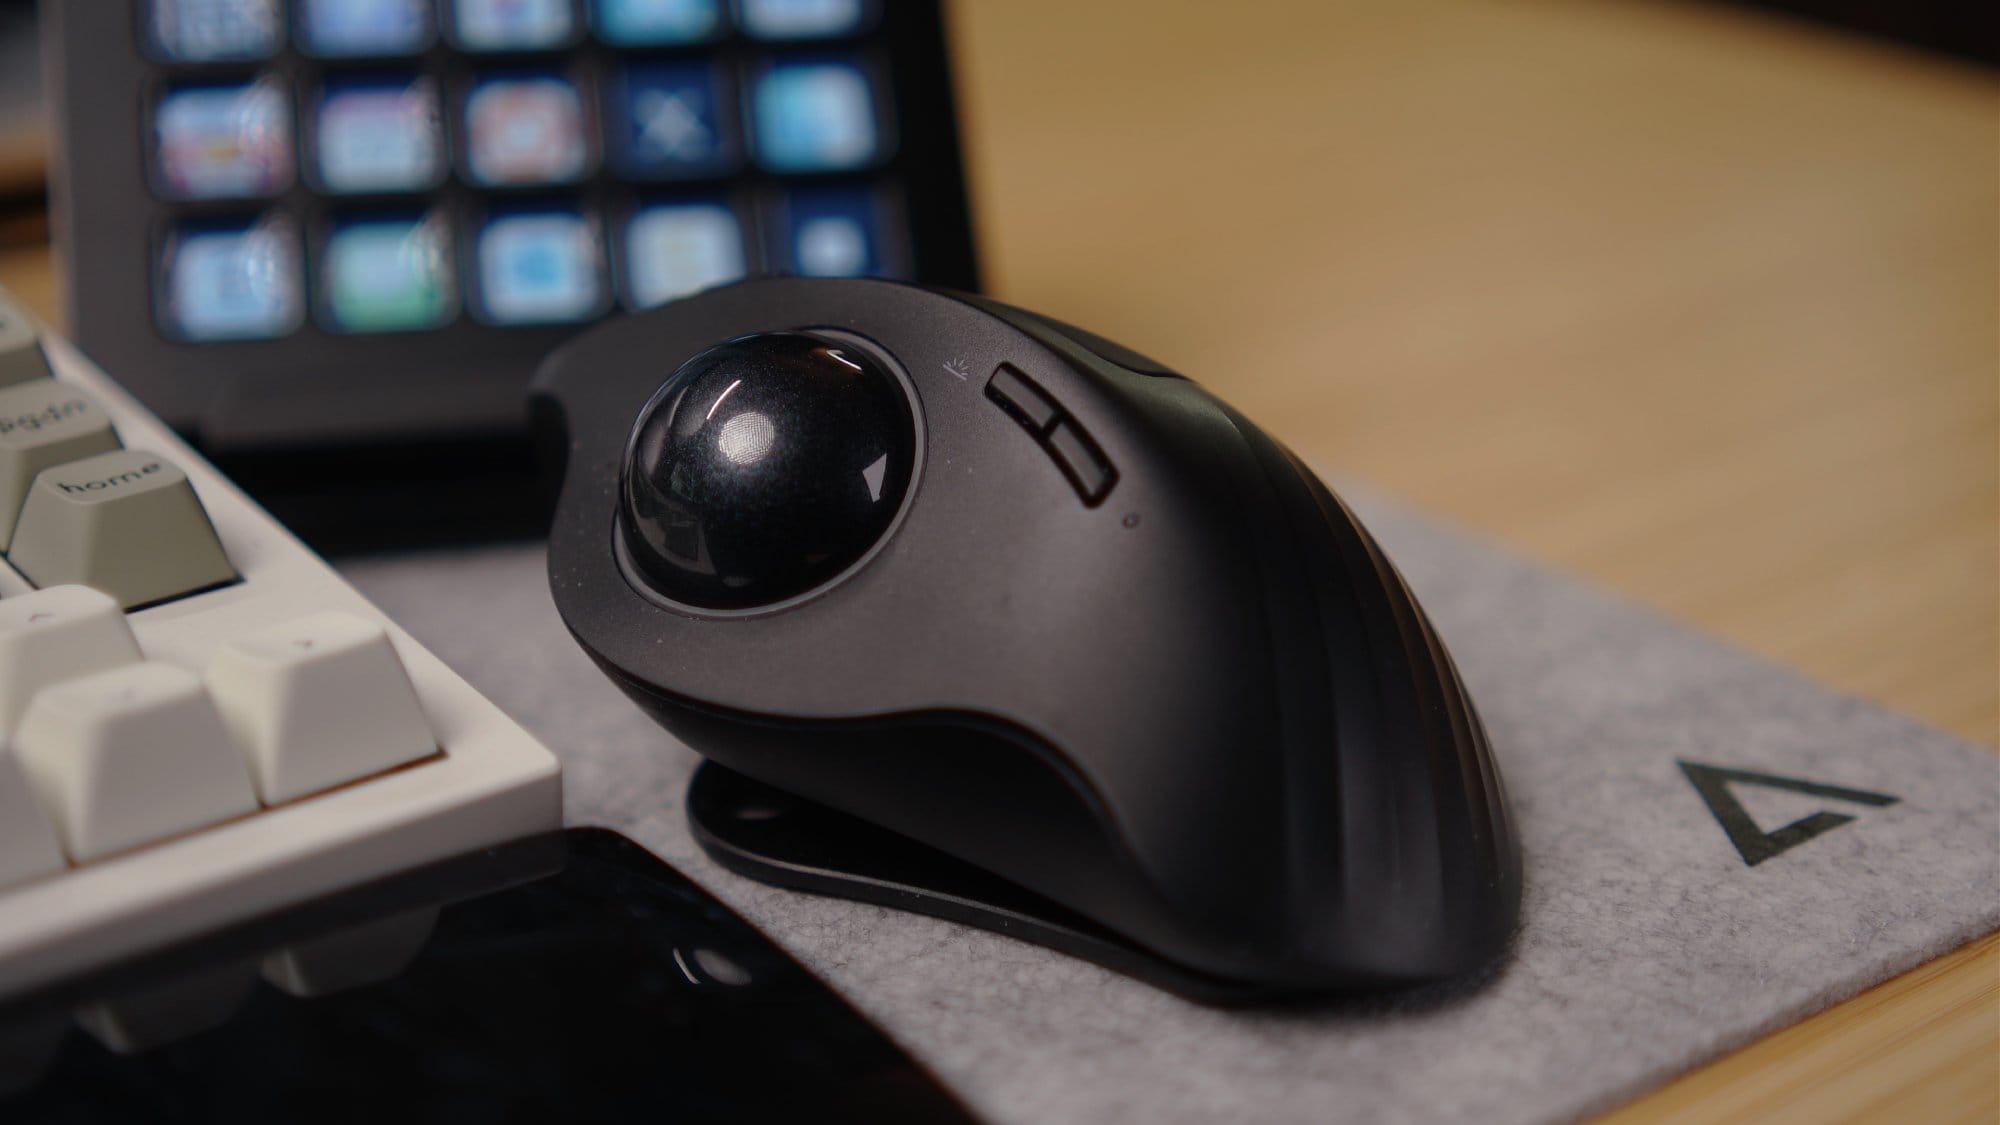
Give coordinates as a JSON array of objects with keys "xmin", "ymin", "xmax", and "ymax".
[
  {"xmin": 0, "ymin": 293, "xmax": 52, "ymax": 389},
  {"xmin": 0, "ymin": 380, "xmax": 122, "ymax": 550},
  {"xmin": 8, "ymin": 450, "xmax": 237, "ymax": 609}
]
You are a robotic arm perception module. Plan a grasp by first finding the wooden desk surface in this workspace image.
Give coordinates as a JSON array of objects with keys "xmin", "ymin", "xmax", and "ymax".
[{"xmin": 2, "ymin": 0, "xmax": 1993, "ymax": 1117}]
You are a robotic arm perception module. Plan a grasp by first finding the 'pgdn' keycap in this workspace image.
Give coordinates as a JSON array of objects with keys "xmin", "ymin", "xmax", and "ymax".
[
  {"xmin": 206, "ymin": 612, "xmax": 439, "ymax": 804},
  {"xmin": 14, "ymin": 663, "xmax": 259, "ymax": 862},
  {"xmin": 7, "ymin": 450, "xmax": 236, "ymax": 609},
  {"xmin": 0, "ymin": 380, "xmax": 122, "ymax": 551}
]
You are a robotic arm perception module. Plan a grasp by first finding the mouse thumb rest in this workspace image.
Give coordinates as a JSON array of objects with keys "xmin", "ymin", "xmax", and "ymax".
[{"xmin": 534, "ymin": 278, "xmax": 1523, "ymax": 1002}]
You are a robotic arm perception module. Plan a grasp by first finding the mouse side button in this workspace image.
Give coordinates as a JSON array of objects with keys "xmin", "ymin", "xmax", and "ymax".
[
  {"xmin": 984, "ymin": 363, "xmax": 1119, "ymax": 506},
  {"xmin": 1045, "ymin": 420, "xmax": 1117, "ymax": 505},
  {"xmin": 985, "ymin": 363, "xmax": 1060, "ymax": 434}
]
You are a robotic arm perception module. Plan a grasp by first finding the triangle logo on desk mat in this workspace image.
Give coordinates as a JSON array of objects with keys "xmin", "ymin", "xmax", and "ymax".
[{"xmin": 1678, "ymin": 761, "xmax": 1900, "ymax": 867}]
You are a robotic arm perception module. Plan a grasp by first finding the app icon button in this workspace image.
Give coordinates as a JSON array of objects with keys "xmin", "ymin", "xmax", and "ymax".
[
  {"xmin": 750, "ymin": 58, "xmax": 882, "ymax": 173},
  {"xmin": 315, "ymin": 77, "xmax": 445, "ymax": 193},
  {"xmin": 475, "ymin": 210, "xmax": 605, "ymax": 324},
  {"xmin": 147, "ymin": 0, "xmax": 283, "ymax": 62},
  {"xmin": 623, "ymin": 201, "xmax": 746, "ymax": 308},
  {"xmin": 593, "ymin": 0, "xmax": 723, "ymax": 45},
  {"xmin": 321, "ymin": 215, "xmax": 457, "ymax": 333},
  {"xmin": 736, "ymin": 0, "xmax": 870, "ymax": 40},
  {"xmin": 464, "ymin": 75, "xmax": 591, "ymax": 186},
  {"xmin": 607, "ymin": 61, "xmax": 739, "ymax": 179},
  {"xmin": 779, "ymin": 184, "xmax": 899, "ymax": 278},
  {"xmin": 154, "ymin": 79, "xmax": 294, "ymax": 200},
  {"xmin": 297, "ymin": 0, "xmax": 434, "ymax": 56},
  {"xmin": 159, "ymin": 216, "xmax": 304, "ymax": 341},
  {"xmin": 450, "ymin": 0, "xmax": 580, "ymax": 51}
]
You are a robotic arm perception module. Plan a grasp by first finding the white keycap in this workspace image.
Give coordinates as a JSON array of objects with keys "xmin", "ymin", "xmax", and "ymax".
[
  {"xmin": 14, "ymin": 663, "xmax": 258, "ymax": 862},
  {"xmin": 206, "ymin": 612, "xmax": 439, "ymax": 804},
  {"xmin": 0, "ymin": 585, "xmax": 143, "ymax": 733},
  {"xmin": 0, "ymin": 751, "xmax": 63, "ymax": 890},
  {"xmin": 0, "ymin": 294, "xmax": 51, "ymax": 389}
]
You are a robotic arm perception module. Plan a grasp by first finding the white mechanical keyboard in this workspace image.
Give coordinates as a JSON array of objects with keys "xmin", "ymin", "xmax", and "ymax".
[{"xmin": 0, "ymin": 289, "xmax": 562, "ymax": 999}]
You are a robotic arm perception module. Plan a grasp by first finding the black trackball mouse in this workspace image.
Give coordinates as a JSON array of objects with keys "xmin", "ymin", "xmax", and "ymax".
[{"xmin": 532, "ymin": 277, "xmax": 1522, "ymax": 1002}]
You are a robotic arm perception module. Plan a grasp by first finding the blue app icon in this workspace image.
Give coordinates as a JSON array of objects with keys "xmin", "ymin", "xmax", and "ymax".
[
  {"xmin": 475, "ymin": 210, "xmax": 605, "ymax": 324},
  {"xmin": 780, "ymin": 185, "xmax": 899, "ymax": 278},
  {"xmin": 608, "ymin": 61, "xmax": 739, "ymax": 179},
  {"xmin": 148, "ymin": 0, "xmax": 283, "ymax": 62},
  {"xmin": 315, "ymin": 77, "xmax": 445, "ymax": 193},
  {"xmin": 298, "ymin": 0, "xmax": 434, "ymax": 56},
  {"xmin": 593, "ymin": 0, "xmax": 723, "ymax": 45},
  {"xmin": 750, "ymin": 58, "xmax": 883, "ymax": 173},
  {"xmin": 450, "ymin": 0, "xmax": 580, "ymax": 51},
  {"xmin": 160, "ymin": 216, "xmax": 304, "ymax": 341},
  {"xmin": 736, "ymin": 0, "xmax": 871, "ymax": 40}
]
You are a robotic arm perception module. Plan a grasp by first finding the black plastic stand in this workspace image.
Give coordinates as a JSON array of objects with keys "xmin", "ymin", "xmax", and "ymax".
[{"xmin": 685, "ymin": 762, "xmax": 1276, "ymax": 1005}]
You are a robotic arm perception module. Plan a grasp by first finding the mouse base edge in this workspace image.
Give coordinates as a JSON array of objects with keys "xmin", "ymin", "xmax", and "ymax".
[{"xmin": 685, "ymin": 762, "xmax": 1289, "ymax": 1007}]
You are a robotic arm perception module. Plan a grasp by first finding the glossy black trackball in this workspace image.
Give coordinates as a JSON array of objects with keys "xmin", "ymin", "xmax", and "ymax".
[
  {"xmin": 535, "ymin": 279, "xmax": 1523, "ymax": 1003},
  {"xmin": 619, "ymin": 332, "xmax": 916, "ymax": 610}
]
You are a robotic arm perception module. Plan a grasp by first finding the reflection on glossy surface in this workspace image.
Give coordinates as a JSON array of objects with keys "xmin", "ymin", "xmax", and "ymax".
[
  {"xmin": 714, "ymin": 411, "xmax": 777, "ymax": 466},
  {"xmin": 0, "ymin": 830, "xmax": 971, "ymax": 1122},
  {"xmin": 690, "ymin": 946, "xmax": 752, "ymax": 986},
  {"xmin": 74, "ymin": 959, "xmax": 259, "ymax": 1056},
  {"xmin": 620, "ymin": 331, "xmax": 916, "ymax": 610},
  {"xmin": 260, "ymin": 906, "xmax": 438, "ymax": 998}
]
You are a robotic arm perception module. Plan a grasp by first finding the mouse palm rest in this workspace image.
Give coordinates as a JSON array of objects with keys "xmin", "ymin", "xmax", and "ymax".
[{"xmin": 533, "ymin": 278, "xmax": 1522, "ymax": 1001}]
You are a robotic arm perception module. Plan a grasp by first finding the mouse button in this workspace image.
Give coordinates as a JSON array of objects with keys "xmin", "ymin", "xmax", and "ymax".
[
  {"xmin": 1044, "ymin": 420, "xmax": 1117, "ymax": 506},
  {"xmin": 982, "ymin": 363, "xmax": 1121, "ymax": 506},
  {"xmin": 984, "ymin": 362, "xmax": 1060, "ymax": 434}
]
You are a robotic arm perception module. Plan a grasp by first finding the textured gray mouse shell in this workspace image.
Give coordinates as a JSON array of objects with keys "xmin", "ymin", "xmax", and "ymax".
[{"xmin": 534, "ymin": 277, "xmax": 1522, "ymax": 991}]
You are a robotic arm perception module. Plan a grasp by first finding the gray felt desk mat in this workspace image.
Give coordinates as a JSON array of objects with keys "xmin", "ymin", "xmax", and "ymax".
[{"xmin": 342, "ymin": 487, "xmax": 2000, "ymax": 1124}]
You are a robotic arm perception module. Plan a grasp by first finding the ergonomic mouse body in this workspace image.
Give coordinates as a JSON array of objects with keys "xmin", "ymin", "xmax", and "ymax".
[{"xmin": 532, "ymin": 277, "xmax": 1521, "ymax": 1001}]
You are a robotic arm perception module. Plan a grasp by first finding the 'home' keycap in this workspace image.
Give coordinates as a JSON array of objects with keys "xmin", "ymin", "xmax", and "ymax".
[{"xmin": 8, "ymin": 449, "xmax": 237, "ymax": 608}]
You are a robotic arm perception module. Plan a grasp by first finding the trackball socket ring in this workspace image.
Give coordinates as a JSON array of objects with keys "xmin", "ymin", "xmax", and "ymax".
[{"xmin": 619, "ymin": 331, "xmax": 918, "ymax": 612}]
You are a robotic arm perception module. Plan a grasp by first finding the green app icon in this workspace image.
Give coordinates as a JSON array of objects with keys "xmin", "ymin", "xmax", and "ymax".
[{"xmin": 324, "ymin": 217, "xmax": 454, "ymax": 333}]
